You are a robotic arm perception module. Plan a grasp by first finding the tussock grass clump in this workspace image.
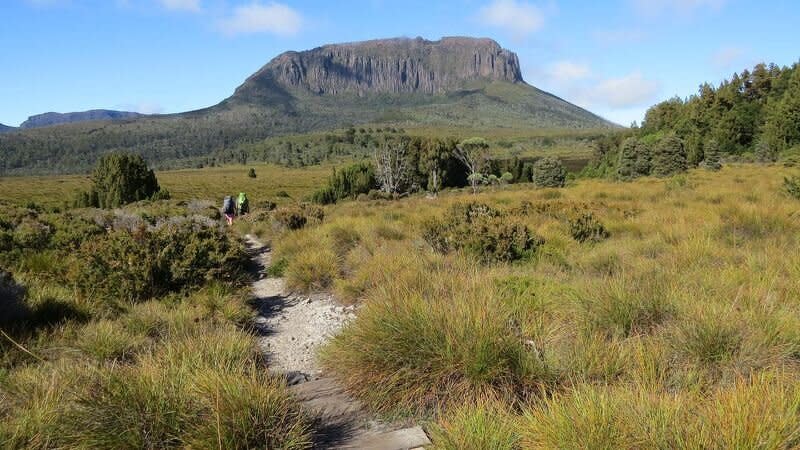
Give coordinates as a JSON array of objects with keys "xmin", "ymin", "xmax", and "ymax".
[
  {"xmin": 521, "ymin": 385, "xmax": 687, "ymax": 449},
  {"xmin": 430, "ymin": 399, "xmax": 520, "ymax": 450},
  {"xmin": 674, "ymin": 309, "xmax": 743, "ymax": 365},
  {"xmin": 580, "ymin": 275, "xmax": 673, "ymax": 339},
  {"xmin": 322, "ymin": 257, "xmax": 552, "ymax": 413},
  {"xmin": 76, "ymin": 319, "xmax": 147, "ymax": 361},
  {"xmin": 284, "ymin": 248, "xmax": 339, "ymax": 292}
]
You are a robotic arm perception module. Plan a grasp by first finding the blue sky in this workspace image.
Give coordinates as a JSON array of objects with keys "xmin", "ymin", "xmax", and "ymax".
[{"xmin": 1, "ymin": 0, "xmax": 798, "ymax": 126}]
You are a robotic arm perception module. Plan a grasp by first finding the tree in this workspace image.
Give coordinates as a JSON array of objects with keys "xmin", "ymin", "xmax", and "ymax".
[
  {"xmin": 617, "ymin": 137, "xmax": 639, "ymax": 180},
  {"xmin": 374, "ymin": 142, "xmax": 410, "ymax": 194},
  {"xmin": 248, "ymin": 168, "xmax": 257, "ymax": 178},
  {"xmin": 85, "ymin": 152, "xmax": 162, "ymax": 208},
  {"xmin": 633, "ymin": 140, "xmax": 652, "ymax": 176},
  {"xmin": 532, "ymin": 156, "xmax": 567, "ymax": 188},
  {"xmin": 454, "ymin": 137, "xmax": 490, "ymax": 193},
  {"xmin": 754, "ymin": 138, "xmax": 777, "ymax": 163},
  {"xmin": 701, "ymin": 139, "xmax": 722, "ymax": 171},
  {"xmin": 651, "ymin": 133, "xmax": 688, "ymax": 177},
  {"xmin": 311, "ymin": 162, "xmax": 375, "ymax": 204},
  {"xmin": 419, "ymin": 139, "xmax": 450, "ymax": 195}
]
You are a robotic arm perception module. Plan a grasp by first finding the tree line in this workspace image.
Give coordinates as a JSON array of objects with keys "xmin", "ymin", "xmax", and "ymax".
[
  {"xmin": 582, "ymin": 60, "xmax": 800, "ymax": 179},
  {"xmin": 640, "ymin": 61, "xmax": 800, "ymax": 160},
  {"xmin": 311, "ymin": 136, "xmax": 568, "ymax": 204}
]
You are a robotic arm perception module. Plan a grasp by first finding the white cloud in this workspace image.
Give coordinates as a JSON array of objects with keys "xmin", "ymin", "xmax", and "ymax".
[
  {"xmin": 711, "ymin": 46, "xmax": 744, "ymax": 69},
  {"xmin": 479, "ymin": 0, "xmax": 545, "ymax": 38},
  {"xmin": 546, "ymin": 61, "xmax": 591, "ymax": 82},
  {"xmin": 589, "ymin": 71, "xmax": 660, "ymax": 108},
  {"xmin": 158, "ymin": 0, "xmax": 201, "ymax": 13},
  {"xmin": 217, "ymin": 2, "xmax": 303, "ymax": 36},
  {"xmin": 631, "ymin": 0, "xmax": 726, "ymax": 17}
]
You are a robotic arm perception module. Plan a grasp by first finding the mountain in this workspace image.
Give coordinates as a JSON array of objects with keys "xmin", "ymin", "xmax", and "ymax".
[
  {"xmin": 0, "ymin": 37, "xmax": 614, "ymax": 175},
  {"xmin": 20, "ymin": 110, "xmax": 144, "ymax": 129},
  {"xmin": 233, "ymin": 37, "xmax": 523, "ymax": 98},
  {"xmin": 0, "ymin": 123, "xmax": 14, "ymax": 133}
]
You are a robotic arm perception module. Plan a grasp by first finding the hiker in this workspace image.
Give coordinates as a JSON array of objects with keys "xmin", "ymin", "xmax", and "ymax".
[
  {"xmin": 237, "ymin": 192, "xmax": 249, "ymax": 216},
  {"xmin": 222, "ymin": 195, "xmax": 235, "ymax": 225}
]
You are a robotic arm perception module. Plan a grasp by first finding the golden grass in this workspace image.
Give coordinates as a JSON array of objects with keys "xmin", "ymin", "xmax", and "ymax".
[
  {"xmin": 0, "ymin": 163, "xmax": 333, "ymax": 207},
  {"xmin": 266, "ymin": 163, "xmax": 800, "ymax": 445}
]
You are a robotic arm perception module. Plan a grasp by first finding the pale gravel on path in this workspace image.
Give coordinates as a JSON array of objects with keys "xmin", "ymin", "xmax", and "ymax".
[{"xmin": 246, "ymin": 235, "xmax": 356, "ymax": 378}]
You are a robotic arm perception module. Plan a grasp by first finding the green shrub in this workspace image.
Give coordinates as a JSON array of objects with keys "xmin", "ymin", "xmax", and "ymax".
[
  {"xmin": 80, "ymin": 152, "xmax": 163, "ymax": 208},
  {"xmin": 0, "ymin": 270, "xmax": 28, "ymax": 324},
  {"xmin": 532, "ymin": 157, "xmax": 567, "ymax": 188},
  {"xmin": 702, "ymin": 139, "xmax": 723, "ymax": 171},
  {"xmin": 247, "ymin": 168, "xmax": 257, "ymax": 178},
  {"xmin": 273, "ymin": 204, "xmax": 324, "ymax": 230},
  {"xmin": 71, "ymin": 219, "xmax": 246, "ymax": 303},
  {"xmin": 651, "ymin": 133, "xmax": 688, "ymax": 177},
  {"xmin": 569, "ymin": 212, "xmax": 610, "ymax": 243},
  {"xmin": 783, "ymin": 175, "xmax": 800, "ymax": 199},
  {"xmin": 311, "ymin": 162, "xmax": 376, "ymax": 204},
  {"xmin": 422, "ymin": 203, "xmax": 542, "ymax": 263},
  {"xmin": 12, "ymin": 218, "xmax": 51, "ymax": 249}
]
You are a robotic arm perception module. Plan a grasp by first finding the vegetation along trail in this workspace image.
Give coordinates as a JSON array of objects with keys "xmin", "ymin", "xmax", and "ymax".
[{"xmin": 245, "ymin": 234, "xmax": 431, "ymax": 450}]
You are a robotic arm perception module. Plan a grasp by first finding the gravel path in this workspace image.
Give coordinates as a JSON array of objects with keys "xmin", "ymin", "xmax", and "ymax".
[
  {"xmin": 244, "ymin": 234, "xmax": 431, "ymax": 449},
  {"xmin": 246, "ymin": 235, "xmax": 356, "ymax": 379}
]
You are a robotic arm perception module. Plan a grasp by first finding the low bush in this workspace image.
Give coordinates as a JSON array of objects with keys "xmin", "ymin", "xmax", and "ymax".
[
  {"xmin": 0, "ymin": 270, "xmax": 28, "ymax": 324},
  {"xmin": 311, "ymin": 162, "xmax": 376, "ymax": 204},
  {"xmin": 532, "ymin": 157, "xmax": 567, "ymax": 188},
  {"xmin": 568, "ymin": 212, "xmax": 610, "ymax": 243},
  {"xmin": 784, "ymin": 175, "xmax": 800, "ymax": 199},
  {"xmin": 71, "ymin": 218, "xmax": 246, "ymax": 303},
  {"xmin": 422, "ymin": 202, "xmax": 543, "ymax": 263},
  {"xmin": 273, "ymin": 203, "xmax": 324, "ymax": 230}
]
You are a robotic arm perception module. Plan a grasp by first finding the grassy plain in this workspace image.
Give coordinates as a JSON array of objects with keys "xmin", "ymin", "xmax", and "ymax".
[
  {"xmin": 4, "ymin": 161, "xmax": 800, "ymax": 448},
  {"xmin": 0, "ymin": 163, "xmax": 333, "ymax": 207},
  {"xmin": 264, "ymin": 163, "xmax": 800, "ymax": 447}
]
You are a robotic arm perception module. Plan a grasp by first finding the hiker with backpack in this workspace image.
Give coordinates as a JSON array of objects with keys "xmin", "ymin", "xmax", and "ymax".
[
  {"xmin": 237, "ymin": 192, "xmax": 249, "ymax": 216},
  {"xmin": 222, "ymin": 195, "xmax": 236, "ymax": 225}
]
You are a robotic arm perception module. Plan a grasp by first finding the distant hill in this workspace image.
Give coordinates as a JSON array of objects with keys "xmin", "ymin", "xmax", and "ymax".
[
  {"xmin": 0, "ymin": 36, "xmax": 614, "ymax": 175},
  {"xmin": 0, "ymin": 123, "xmax": 14, "ymax": 133},
  {"xmin": 20, "ymin": 110, "xmax": 143, "ymax": 129}
]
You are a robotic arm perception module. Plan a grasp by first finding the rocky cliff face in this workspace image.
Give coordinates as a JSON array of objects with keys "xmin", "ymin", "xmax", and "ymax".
[
  {"xmin": 234, "ymin": 37, "xmax": 524, "ymax": 99},
  {"xmin": 20, "ymin": 110, "xmax": 143, "ymax": 129}
]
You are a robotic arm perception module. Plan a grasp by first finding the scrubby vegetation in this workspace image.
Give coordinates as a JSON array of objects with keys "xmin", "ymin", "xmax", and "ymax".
[
  {"xmin": 0, "ymin": 201, "xmax": 312, "ymax": 448},
  {"xmin": 259, "ymin": 164, "xmax": 800, "ymax": 446},
  {"xmin": 75, "ymin": 152, "xmax": 169, "ymax": 208}
]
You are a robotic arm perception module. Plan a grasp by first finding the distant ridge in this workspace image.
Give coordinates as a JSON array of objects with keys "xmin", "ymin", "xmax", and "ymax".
[
  {"xmin": 20, "ymin": 110, "xmax": 144, "ymax": 129},
  {"xmin": 0, "ymin": 123, "xmax": 14, "ymax": 133},
  {"xmin": 0, "ymin": 36, "xmax": 614, "ymax": 175}
]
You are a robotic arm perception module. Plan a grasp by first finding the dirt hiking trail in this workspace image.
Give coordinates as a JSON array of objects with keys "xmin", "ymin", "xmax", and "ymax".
[{"xmin": 245, "ymin": 235, "xmax": 431, "ymax": 450}]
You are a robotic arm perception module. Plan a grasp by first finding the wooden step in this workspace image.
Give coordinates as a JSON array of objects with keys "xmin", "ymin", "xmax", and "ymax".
[{"xmin": 336, "ymin": 426, "xmax": 431, "ymax": 450}]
